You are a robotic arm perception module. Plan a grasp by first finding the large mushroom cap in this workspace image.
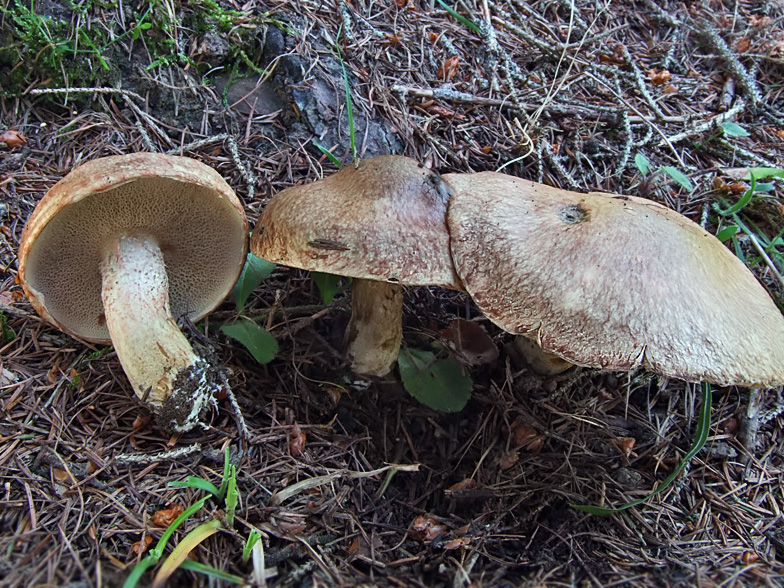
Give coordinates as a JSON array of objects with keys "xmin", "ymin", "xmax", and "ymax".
[
  {"xmin": 251, "ymin": 155, "xmax": 462, "ymax": 289},
  {"xmin": 444, "ymin": 171, "xmax": 784, "ymax": 387},
  {"xmin": 18, "ymin": 153, "xmax": 248, "ymax": 343}
]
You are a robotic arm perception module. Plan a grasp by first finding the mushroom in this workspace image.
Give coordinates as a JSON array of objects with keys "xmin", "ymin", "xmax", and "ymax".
[
  {"xmin": 18, "ymin": 153, "xmax": 249, "ymax": 431},
  {"xmin": 442, "ymin": 171, "xmax": 784, "ymax": 387},
  {"xmin": 251, "ymin": 155, "xmax": 462, "ymax": 376}
]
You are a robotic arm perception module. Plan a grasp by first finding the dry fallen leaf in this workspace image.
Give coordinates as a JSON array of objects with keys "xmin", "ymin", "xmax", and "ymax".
[
  {"xmin": 735, "ymin": 38, "xmax": 751, "ymax": 53},
  {"xmin": 499, "ymin": 452, "xmax": 519, "ymax": 470},
  {"xmin": 511, "ymin": 424, "xmax": 539, "ymax": 446},
  {"xmin": 443, "ymin": 537, "xmax": 471, "ymax": 550},
  {"xmin": 290, "ymin": 422, "xmax": 306, "ymax": 457},
  {"xmin": 132, "ymin": 414, "xmax": 152, "ymax": 430},
  {"xmin": 446, "ymin": 478, "xmax": 477, "ymax": 494},
  {"xmin": 440, "ymin": 319, "xmax": 499, "ymax": 366},
  {"xmin": 151, "ymin": 505, "xmax": 184, "ymax": 527},
  {"xmin": 648, "ymin": 68, "xmax": 671, "ymax": 86},
  {"xmin": 132, "ymin": 535, "xmax": 153, "ymax": 555},
  {"xmin": 0, "ymin": 130, "xmax": 27, "ymax": 149},
  {"xmin": 410, "ymin": 515, "xmax": 449, "ymax": 543},
  {"xmin": 612, "ymin": 437, "xmax": 636, "ymax": 457},
  {"xmin": 437, "ymin": 55, "xmax": 460, "ymax": 81}
]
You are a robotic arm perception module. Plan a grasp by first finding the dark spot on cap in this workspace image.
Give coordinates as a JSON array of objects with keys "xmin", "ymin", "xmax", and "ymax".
[{"xmin": 558, "ymin": 204, "xmax": 588, "ymax": 224}]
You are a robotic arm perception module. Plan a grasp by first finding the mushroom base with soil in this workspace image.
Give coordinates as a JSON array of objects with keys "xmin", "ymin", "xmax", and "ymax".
[{"xmin": 100, "ymin": 234, "xmax": 223, "ymax": 431}]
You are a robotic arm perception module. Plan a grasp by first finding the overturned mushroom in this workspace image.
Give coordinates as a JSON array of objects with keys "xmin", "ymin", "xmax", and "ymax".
[
  {"xmin": 18, "ymin": 153, "xmax": 248, "ymax": 430},
  {"xmin": 251, "ymin": 155, "xmax": 462, "ymax": 376},
  {"xmin": 442, "ymin": 172, "xmax": 784, "ymax": 387}
]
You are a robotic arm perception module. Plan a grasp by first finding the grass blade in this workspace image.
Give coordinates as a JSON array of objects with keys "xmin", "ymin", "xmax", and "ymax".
[
  {"xmin": 242, "ymin": 530, "xmax": 263, "ymax": 562},
  {"xmin": 435, "ymin": 0, "xmax": 481, "ymax": 33},
  {"xmin": 312, "ymin": 140, "xmax": 343, "ymax": 167},
  {"xmin": 334, "ymin": 26, "xmax": 356, "ymax": 161},
  {"xmin": 178, "ymin": 560, "xmax": 245, "ymax": 584},
  {"xmin": 572, "ymin": 383, "xmax": 712, "ymax": 515},
  {"xmin": 168, "ymin": 477, "xmax": 220, "ymax": 498},
  {"xmin": 152, "ymin": 519, "xmax": 223, "ymax": 588},
  {"xmin": 217, "ymin": 446, "xmax": 232, "ymax": 500}
]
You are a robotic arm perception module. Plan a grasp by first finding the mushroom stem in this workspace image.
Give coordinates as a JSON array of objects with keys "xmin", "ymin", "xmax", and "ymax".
[
  {"xmin": 100, "ymin": 234, "xmax": 220, "ymax": 431},
  {"xmin": 344, "ymin": 279, "xmax": 403, "ymax": 377}
]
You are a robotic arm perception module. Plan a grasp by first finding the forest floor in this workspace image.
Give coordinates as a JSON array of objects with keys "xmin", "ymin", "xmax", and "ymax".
[{"xmin": 1, "ymin": 0, "xmax": 784, "ymax": 586}]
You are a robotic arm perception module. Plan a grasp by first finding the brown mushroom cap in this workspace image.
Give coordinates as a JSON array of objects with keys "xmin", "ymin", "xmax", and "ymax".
[
  {"xmin": 251, "ymin": 155, "xmax": 462, "ymax": 289},
  {"xmin": 18, "ymin": 153, "xmax": 248, "ymax": 343},
  {"xmin": 444, "ymin": 171, "xmax": 784, "ymax": 387}
]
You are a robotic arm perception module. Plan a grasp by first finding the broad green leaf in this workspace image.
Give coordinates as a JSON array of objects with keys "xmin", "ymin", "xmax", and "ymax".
[
  {"xmin": 634, "ymin": 153, "xmax": 650, "ymax": 175},
  {"xmin": 753, "ymin": 182, "xmax": 775, "ymax": 193},
  {"xmin": 572, "ymin": 383, "xmax": 712, "ymax": 515},
  {"xmin": 721, "ymin": 122, "xmax": 750, "ymax": 137},
  {"xmin": 661, "ymin": 166, "xmax": 693, "ymax": 191},
  {"xmin": 168, "ymin": 477, "xmax": 220, "ymax": 498},
  {"xmin": 398, "ymin": 348, "xmax": 472, "ymax": 413},
  {"xmin": 742, "ymin": 167, "xmax": 784, "ymax": 180},
  {"xmin": 221, "ymin": 321, "xmax": 278, "ymax": 364},
  {"xmin": 312, "ymin": 271, "xmax": 349, "ymax": 304},
  {"xmin": 715, "ymin": 225, "xmax": 739, "ymax": 242},
  {"xmin": 232, "ymin": 253, "xmax": 275, "ymax": 310}
]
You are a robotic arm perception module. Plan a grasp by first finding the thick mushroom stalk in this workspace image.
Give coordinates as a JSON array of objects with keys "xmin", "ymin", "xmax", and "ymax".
[
  {"xmin": 18, "ymin": 153, "xmax": 247, "ymax": 432},
  {"xmin": 250, "ymin": 155, "xmax": 461, "ymax": 377},
  {"xmin": 344, "ymin": 279, "xmax": 403, "ymax": 376},
  {"xmin": 100, "ymin": 234, "xmax": 221, "ymax": 431}
]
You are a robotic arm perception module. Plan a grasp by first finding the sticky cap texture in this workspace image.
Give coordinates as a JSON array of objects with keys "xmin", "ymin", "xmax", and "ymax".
[
  {"xmin": 18, "ymin": 153, "xmax": 248, "ymax": 343},
  {"xmin": 444, "ymin": 172, "xmax": 784, "ymax": 387},
  {"xmin": 251, "ymin": 155, "xmax": 462, "ymax": 289}
]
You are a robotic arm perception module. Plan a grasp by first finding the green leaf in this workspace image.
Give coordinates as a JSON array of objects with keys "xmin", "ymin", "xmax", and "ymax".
[
  {"xmin": 168, "ymin": 477, "xmax": 220, "ymax": 498},
  {"xmin": 715, "ymin": 225, "xmax": 739, "ymax": 242},
  {"xmin": 753, "ymin": 182, "xmax": 775, "ymax": 193},
  {"xmin": 398, "ymin": 348, "xmax": 472, "ymax": 413},
  {"xmin": 232, "ymin": 253, "xmax": 275, "ymax": 310},
  {"xmin": 721, "ymin": 122, "xmax": 750, "ymax": 137},
  {"xmin": 634, "ymin": 153, "xmax": 650, "ymax": 175},
  {"xmin": 660, "ymin": 166, "xmax": 693, "ymax": 191},
  {"xmin": 312, "ymin": 272, "xmax": 349, "ymax": 304},
  {"xmin": 221, "ymin": 321, "xmax": 279, "ymax": 364},
  {"xmin": 742, "ymin": 167, "xmax": 784, "ymax": 180},
  {"xmin": 572, "ymin": 383, "xmax": 712, "ymax": 515}
]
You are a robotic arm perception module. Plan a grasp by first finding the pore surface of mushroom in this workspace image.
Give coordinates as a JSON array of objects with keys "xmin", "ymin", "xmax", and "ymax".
[
  {"xmin": 18, "ymin": 153, "xmax": 248, "ymax": 430},
  {"xmin": 251, "ymin": 155, "xmax": 462, "ymax": 376},
  {"xmin": 443, "ymin": 171, "xmax": 784, "ymax": 387}
]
